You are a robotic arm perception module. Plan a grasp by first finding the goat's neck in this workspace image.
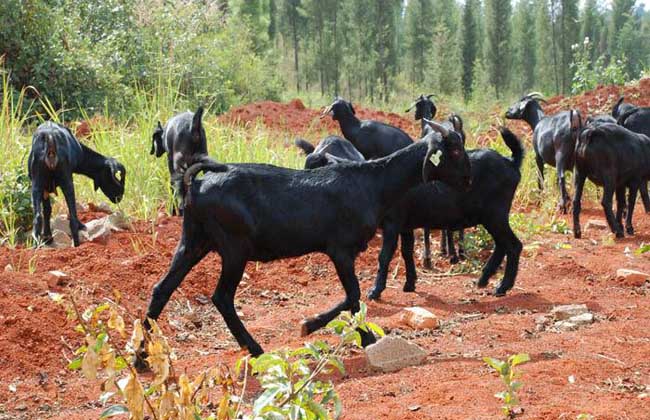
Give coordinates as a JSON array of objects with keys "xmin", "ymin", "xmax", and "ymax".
[
  {"xmin": 524, "ymin": 104, "xmax": 545, "ymax": 130},
  {"xmin": 337, "ymin": 113, "xmax": 361, "ymax": 142},
  {"xmin": 419, "ymin": 110, "xmax": 433, "ymax": 137},
  {"xmin": 75, "ymin": 144, "xmax": 109, "ymax": 179},
  {"xmin": 369, "ymin": 141, "xmax": 428, "ymax": 208}
]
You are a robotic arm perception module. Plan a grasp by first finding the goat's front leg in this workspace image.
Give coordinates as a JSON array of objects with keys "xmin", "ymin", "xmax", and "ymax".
[
  {"xmin": 556, "ymin": 154, "xmax": 570, "ymax": 214},
  {"xmin": 625, "ymin": 184, "xmax": 639, "ymax": 235},
  {"xmin": 31, "ymin": 186, "xmax": 44, "ymax": 245},
  {"xmin": 572, "ymin": 169, "xmax": 587, "ymax": 238},
  {"xmin": 640, "ymin": 180, "xmax": 650, "ymax": 214},
  {"xmin": 457, "ymin": 229, "xmax": 466, "ymax": 260},
  {"xmin": 60, "ymin": 179, "xmax": 84, "ymax": 246},
  {"xmin": 535, "ymin": 153, "xmax": 545, "ymax": 191},
  {"xmin": 306, "ymin": 250, "xmax": 375, "ymax": 347},
  {"xmin": 42, "ymin": 197, "xmax": 53, "ymax": 244},
  {"xmin": 446, "ymin": 229, "xmax": 459, "ymax": 264},
  {"xmin": 615, "ymin": 186, "xmax": 626, "ymax": 230},
  {"xmin": 439, "ymin": 230, "xmax": 448, "ymax": 256},
  {"xmin": 601, "ymin": 181, "xmax": 623, "ymax": 238},
  {"xmin": 368, "ymin": 224, "xmax": 399, "ymax": 300},
  {"xmin": 400, "ymin": 230, "xmax": 417, "ymax": 292},
  {"xmin": 422, "ymin": 228, "xmax": 432, "ymax": 269}
]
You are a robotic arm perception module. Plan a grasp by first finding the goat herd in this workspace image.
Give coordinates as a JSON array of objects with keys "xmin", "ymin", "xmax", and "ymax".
[{"xmin": 25, "ymin": 92, "xmax": 650, "ymax": 357}]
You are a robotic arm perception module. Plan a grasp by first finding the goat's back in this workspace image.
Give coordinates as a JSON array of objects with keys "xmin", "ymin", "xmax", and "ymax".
[{"xmin": 356, "ymin": 120, "xmax": 413, "ymax": 158}]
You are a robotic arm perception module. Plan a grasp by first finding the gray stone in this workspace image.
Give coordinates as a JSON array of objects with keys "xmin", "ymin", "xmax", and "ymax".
[
  {"xmin": 400, "ymin": 307, "xmax": 438, "ymax": 329},
  {"xmin": 585, "ymin": 219, "xmax": 608, "ymax": 231},
  {"xmin": 3, "ymin": 264, "xmax": 13, "ymax": 273},
  {"xmin": 616, "ymin": 269, "xmax": 649, "ymax": 287},
  {"xmin": 551, "ymin": 304, "xmax": 589, "ymax": 321},
  {"xmin": 51, "ymin": 215, "xmax": 71, "ymax": 236},
  {"xmin": 554, "ymin": 321, "xmax": 579, "ymax": 332},
  {"xmin": 365, "ymin": 336, "xmax": 427, "ymax": 373},
  {"xmin": 107, "ymin": 211, "xmax": 130, "ymax": 231},
  {"xmin": 47, "ymin": 271, "xmax": 69, "ymax": 288},
  {"xmin": 80, "ymin": 219, "xmax": 111, "ymax": 244},
  {"xmin": 568, "ymin": 312, "xmax": 594, "ymax": 325},
  {"xmin": 51, "ymin": 230, "xmax": 71, "ymax": 248}
]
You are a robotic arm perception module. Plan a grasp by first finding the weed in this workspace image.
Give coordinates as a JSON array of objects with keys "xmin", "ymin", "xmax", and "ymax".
[{"xmin": 484, "ymin": 353, "xmax": 530, "ymax": 418}]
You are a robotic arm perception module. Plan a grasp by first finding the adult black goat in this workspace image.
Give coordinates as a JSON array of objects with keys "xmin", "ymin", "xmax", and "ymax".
[
  {"xmin": 142, "ymin": 124, "xmax": 471, "ymax": 357},
  {"xmin": 406, "ymin": 94, "xmax": 468, "ymax": 266},
  {"xmin": 151, "ymin": 106, "xmax": 209, "ymax": 214},
  {"xmin": 506, "ymin": 92, "xmax": 578, "ymax": 213},
  {"xmin": 294, "ymin": 136, "xmax": 364, "ymax": 169},
  {"xmin": 573, "ymin": 118, "xmax": 650, "ymax": 239},
  {"xmin": 613, "ymin": 98, "xmax": 650, "ymax": 212},
  {"xmin": 322, "ymin": 96, "xmax": 413, "ymax": 159},
  {"xmin": 28, "ymin": 122, "xmax": 126, "ymax": 247},
  {"xmin": 368, "ymin": 126, "xmax": 524, "ymax": 300}
]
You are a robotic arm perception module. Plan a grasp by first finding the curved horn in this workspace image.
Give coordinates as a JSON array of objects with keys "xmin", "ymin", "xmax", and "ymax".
[
  {"xmin": 426, "ymin": 93, "xmax": 435, "ymax": 99},
  {"xmin": 405, "ymin": 101, "xmax": 418, "ymax": 113},
  {"xmin": 423, "ymin": 118, "xmax": 449, "ymax": 138},
  {"xmin": 320, "ymin": 104, "xmax": 333, "ymax": 118}
]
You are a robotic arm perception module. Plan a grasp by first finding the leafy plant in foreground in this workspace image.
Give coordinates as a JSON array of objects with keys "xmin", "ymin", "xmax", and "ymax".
[
  {"xmin": 52, "ymin": 291, "xmax": 383, "ymax": 420},
  {"xmin": 483, "ymin": 353, "xmax": 530, "ymax": 418}
]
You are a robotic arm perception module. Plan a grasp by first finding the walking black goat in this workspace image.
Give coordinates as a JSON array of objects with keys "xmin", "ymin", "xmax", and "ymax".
[
  {"xmin": 141, "ymin": 126, "xmax": 471, "ymax": 357},
  {"xmin": 28, "ymin": 122, "xmax": 126, "ymax": 247},
  {"xmin": 368, "ymin": 126, "xmax": 524, "ymax": 300},
  {"xmin": 294, "ymin": 136, "xmax": 364, "ymax": 169},
  {"xmin": 506, "ymin": 92, "xmax": 579, "ymax": 213},
  {"xmin": 573, "ymin": 118, "xmax": 650, "ymax": 239},
  {"xmin": 406, "ymin": 94, "xmax": 468, "ymax": 266},
  {"xmin": 613, "ymin": 97, "xmax": 650, "ymax": 212},
  {"xmin": 151, "ymin": 106, "xmax": 209, "ymax": 214},
  {"xmin": 322, "ymin": 96, "xmax": 413, "ymax": 159}
]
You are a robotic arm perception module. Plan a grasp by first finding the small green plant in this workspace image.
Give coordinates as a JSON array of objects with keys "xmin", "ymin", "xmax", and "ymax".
[
  {"xmin": 0, "ymin": 167, "xmax": 33, "ymax": 246},
  {"xmin": 576, "ymin": 414, "xmax": 594, "ymax": 420},
  {"xmin": 549, "ymin": 218, "xmax": 571, "ymax": 235},
  {"xmin": 635, "ymin": 242, "xmax": 650, "ymax": 255},
  {"xmin": 53, "ymin": 290, "xmax": 383, "ymax": 420},
  {"xmin": 483, "ymin": 353, "xmax": 530, "ymax": 418}
]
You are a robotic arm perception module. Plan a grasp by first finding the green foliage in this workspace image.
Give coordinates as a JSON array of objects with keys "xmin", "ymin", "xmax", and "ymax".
[
  {"xmin": 0, "ymin": 167, "xmax": 33, "ymax": 246},
  {"xmin": 484, "ymin": 353, "xmax": 530, "ymax": 418},
  {"xmin": 484, "ymin": 0, "xmax": 512, "ymax": 98},
  {"xmin": 571, "ymin": 38, "xmax": 627, "ymax": 94}
]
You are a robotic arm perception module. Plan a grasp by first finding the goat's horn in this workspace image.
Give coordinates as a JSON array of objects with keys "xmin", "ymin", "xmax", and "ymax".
[
  {"xmin": 405, "ymin": 101, "xmax": 417, "ymax": 113},
  {"xmin": 320, "ymin": 104, "xmax": 333, "ymax": 119},
  {"xmin": 423, "ymin": 118, "xmax": 449, "ymax": 137},
  {"xmin": 426, "ymin": 93, "xmax": 435, "ymax": 99}
]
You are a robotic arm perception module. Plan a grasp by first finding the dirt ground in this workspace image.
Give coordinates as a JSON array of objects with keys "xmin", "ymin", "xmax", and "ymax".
[{"xmin": 2, "ymin": 93, "xmax": 650, "ymax": 419}]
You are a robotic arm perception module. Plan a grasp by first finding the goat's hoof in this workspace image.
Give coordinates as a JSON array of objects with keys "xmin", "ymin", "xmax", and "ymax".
[
  {"xmin": 360, "ymin": 330, "xmax": 377, "ymax": 347},
  {"xmin": 422, "ymin": 259, "xmax": 432, "ymax": 270},
  {"xmin": 476, "ymin": 279, "xmax": 489, "ymax": 289},
  {"xmin": 367, "ymin": 289, "xmax": 382, "ymax": 301},
  {"xmin": 438, "ymin": 250, "xmax": 448, "ymax": 257},
  {"xmin": 133, "ymin": 351, "xmax": 150, "ymax": 373},
  {"xmin": 77, "ymin": 222, "xmax": 87, "ymax": 231},
  {"xmin": 300, "ymin": 320, "xmax": 312, "ymax": 337},
  {"xmin": 494, "ymin": 283, "xmax": 511, "ymax": 297},
  {"xmin": 402, "ymin": 283, "xmax": 416, "ymax": 293},
  {"xmin": 626, "ymin": 226, "xmax": 634, "ymax": 235},
  {"xmin": 574, "ymin": 230, "xmax": 581, "ymax": 239},
  {"xmin": 449, "ymin": 255, "xmax": 459, "ymax": 264},
  {"xmin": 247, "ymin": 344, "xmax": 264, "ymax": 357},
  {"xmin": 42, "ymin": 235, "xmax": 54, "ymax": 245},
  {"xmin": 615, "ymin": 231, "xmax": 624, "ymax": 239}
]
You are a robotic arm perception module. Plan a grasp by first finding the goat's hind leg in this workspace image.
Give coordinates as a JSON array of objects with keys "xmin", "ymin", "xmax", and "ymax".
[
  {"xmin": 400, "ymin": 230, "xmax": 417, "ymax": 292},
  {"xmin": 625, "ymin": 184, "xmax": 639, "ymax": 235},
  {"xmin": 31, "ymin": 186, "xmax": 44, "ymax": 245},
  {"xmin": 615, "ymin": 186, "xmax": 626, "ymax": 230},
  {"xmin": 640, "ymin": 180, "xmax": 650, "ymax": 214},
  {"xmin": 306, "ymin": 250, "xmax": 375, "ymax": 347},
  {"xmin": 368, "ymin": 225, "xmax": 399, "ymax": 300},
  {"xmin": 60, "ymin": 179, "xmax": 85, "ymax": 246},
  {"xmin": 446, "ymin": 229, "xmax": 459, "ymax": 264},
  {"xmin": 42, "ymin": 197, "xmax": 53, "ymax": 244},
  {"xmin": 423, "ymin": 228, "xmax": 432, "ymax": 269},
  {"xmin": 601, "ymin": 182, "xmax": 623, "ymax": 238}
]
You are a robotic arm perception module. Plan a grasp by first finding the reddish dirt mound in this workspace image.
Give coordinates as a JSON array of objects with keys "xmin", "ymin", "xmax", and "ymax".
[{"xmin": 218, "ymin": 99, "xmax": 420, "ymax": 139}]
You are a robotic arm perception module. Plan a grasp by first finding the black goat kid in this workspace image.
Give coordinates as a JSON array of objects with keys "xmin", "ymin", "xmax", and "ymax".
[
  {"xmin": 151, "ymin": 106, "xmax": 209, "ymax": 214},
  {"xmin": 573, "ymin": 119, "xmax": 650, "ymax": 239},
  {"xmin": 506, "ymin": 92, "xmax": 578, "ymax": 214},
  {"xmin": 28, "ymin": 122, "xmax": 126, "ymax": 247},
  {"xmin": 407, "ymin": 94, "xmax": 467, "ymax": 266},
  {"xmin": 294, "ymin": 136, "xmax": 364, "ymax": 169},
  {"xmin": 142, "ymin": 126, "xmax": 471, "ymax": 357},
  {"xmin": 368, "ymin": 127, "xmax": 524, "ymax": 300}
]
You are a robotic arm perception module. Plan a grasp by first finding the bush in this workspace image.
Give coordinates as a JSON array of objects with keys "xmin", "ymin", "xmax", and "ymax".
[
  {"xmin": 571, "ymin": 38, "xmax": 627, "ymax": 95},
  {"xmin": 0, "ymin": 166, "xmax": 33, "ymax": 246}
]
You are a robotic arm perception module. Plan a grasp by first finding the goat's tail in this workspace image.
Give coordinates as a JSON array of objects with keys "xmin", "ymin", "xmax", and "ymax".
[
  {"xmin": 294, "ymin": 138, "xmax": 315, "ymax": 155},
  {"xmin": 176, "ymin": 157, "xmax": 228, "ymax": 208},
  {"xmin": 44, "ymin": 134, "xmax": 58, "ymax": 170},
  {"xmin": 616, "ymin": 107, "xmax": 639, "ymax": 126},
  {"xmin": 499, "ymin": 127, "xmax": 524, "ymax": 171}
]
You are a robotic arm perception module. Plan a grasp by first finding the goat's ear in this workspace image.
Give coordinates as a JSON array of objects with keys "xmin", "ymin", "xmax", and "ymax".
[
  {"xmin": 192, "ymin": 106, "xmax": 205, "ymax": 143},
  {"xmin": 93, "ymin": 178, "xmax": 100, "ymax": 192},
  {"xmin": 570, "ymin": 109, "xmax": 582, "ymax": 131}
]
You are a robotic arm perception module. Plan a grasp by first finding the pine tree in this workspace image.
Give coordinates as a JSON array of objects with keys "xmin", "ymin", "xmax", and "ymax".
[
  {"xmin": 461, "ymin": 0, "xmax": 479, "ymax": 100},
  {"xmin": 485, "ymin": 0, "xmax": 512, "ymax": 98},
  {"xmin": 534, "ymin": 0, "xmax": 555, "ymax": 93},
  {"xmin": 512, "ymin": 0, "xmax": 536, "ymax": 94},
  {"xmin": 404, "ymin": 0, "xmax": 434, "ymax": 86}
]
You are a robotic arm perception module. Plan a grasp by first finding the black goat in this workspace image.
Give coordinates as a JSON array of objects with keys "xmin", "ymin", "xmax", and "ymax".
[
  {"xmin": 585, "ymin": 114, "xmax": 616, "ymax": 127},
  {"xmin": 322, "ymin": 96, "xmax": 413, "ymax": 159},
  {"xmin": 573, "ymin": 119, "xmax": 650, "ymax": 239},
  {"xmin": 151, "ymin": 106, "xmax": 208, "ymax": 213},
  {"xmin": 368, "ymin": 126, "xmax": 524, "ymax": 300},
  {"xmin": 28, "ymin": 122, "xmax": 126, "ymax": 247},
  {"xmin": 294, "ymin": 136, "xmax": 364, "ymax": 169},
  {"xmin": 506, "ymin": 92, "xmax": 578, "ymax": 213},
  {"xmin": 613, "ymin": 98, "xmax": 650, "ymax": 212},
  {"xmin": 142, "ymin": 125, "xmax": 471, "ymax": 357},
  {"xmin": 406, "ymin": 94, "xmax": 468, "ymax": 266}
]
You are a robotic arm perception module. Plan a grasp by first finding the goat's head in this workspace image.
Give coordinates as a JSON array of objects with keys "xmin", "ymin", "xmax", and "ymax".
[
  {"xmin": 421, "ymin": 119, "xmax": 471, "ymax": 192},
  {"xmin": 150, "ymin": 121, "xmax": 165, "ymax": 157},
  {"xmin": 447, "ymin": 113, "xmax": 466, "ymax": 144},
  {"xmin": 94, "ymin": 158, "xmax": 126, "ymax": 203},
  {"xmin": 321, "ymin": 97, "xmax": 355, "ymax": 121},
  {"xmin": 569, "ymin": 109, "xmax": 584, "ymax": 149},
  {"xmin": 406, "ymin": 94, "xmax": 437, "ymax": 121},
  {"xmin": 505, "ymin": 92, "xmax": 546, "ymax": 120},
  {"xmin": 171, "ymin": 106, "xmax": 208, "ymax": 173}
]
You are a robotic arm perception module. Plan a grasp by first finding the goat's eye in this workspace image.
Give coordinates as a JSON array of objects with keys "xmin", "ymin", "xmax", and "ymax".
[{"xmin": 450, "ymin": 149, "xmax": 462, "ymax": 159}]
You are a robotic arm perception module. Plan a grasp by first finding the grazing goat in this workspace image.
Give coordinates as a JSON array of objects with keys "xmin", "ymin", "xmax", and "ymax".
[
  {"xmin": 368, "ymin": 126, "xmax": 524, "ymax": 299},
  {"xmin": 573, "ymin": 118, "xmax": 650, "ymax": 239},
  {"xmin": 506, "ymin": 92, "xmax": 578, "ymax": 213},
  {"xmin": 151, "ymin": 106, "xmax": 209, "ymax": 214},
  {"xmin": 407, "ymin": 94, "xmax": 468, "ymax": 266},
  {"xmin": 294, "ymin": 136, "xmax": 364, "ymax": 169},
  {"xmin": 322, "ymin": 96, "xmax": 413, "ymax": 159},
  {"xmin": 28, "ymin": 122, "xmax": 126, "ymax": 247},
  {"xmin": 142, "ymin": 124, "xmax": 471, "ymax": 357},
  {"xmin": 613, "ymin": 98, "xmax": 650, "ymax": 212}
]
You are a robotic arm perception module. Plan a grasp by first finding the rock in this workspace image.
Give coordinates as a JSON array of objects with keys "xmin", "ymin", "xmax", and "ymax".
[
  {"xmin": 80, "ymin": 219, "xmax": 111, "ymax": 244},
  {"xmin": 88, "ymin": 201, "xmax": 113, "ymax": 214},
  {"xmin": 551, "ymin": 304, "xmax": 589, "ymax": 321},
  {"xmin": 585, "ymin": 219, "xmax": 608, "ymax": 231},
  {"xmin": 400, "ymin": 307, "xmax": 438, "ymax": 329},
  {"xmin": 616, "ymin": 269, "xmax": 649, "ymax": 287},
  {"xmin": 107, "ymin": 212, "xmax": 130, "ymax": 231},
  {"xmin": 51, "ymin": 230, "xmax": 71, "ymax": 248},
  {"xmin": 47, "ymin": 271, "xmax": 69, "ymax": 288},
  {"xmin": 554, "ymin": 320, "xmax": 578, "ymax": 332},
  {"xmin": 51, "ymin": 215, "xmax": 71, "ymax": 236},
  {"xmin": 568, "ymin": 312, "xmax": 594, "ymax": 325},
  {"xmin": 365, "ymin": 336, "xmax": 427, "ymax": 373},
  {"xmin": 534, "ymin": 315, "xmax": 551, "ymax": 332},
  {"xmin": 4, "ymin": 264, "xmax": 13, "ymax": 273}
]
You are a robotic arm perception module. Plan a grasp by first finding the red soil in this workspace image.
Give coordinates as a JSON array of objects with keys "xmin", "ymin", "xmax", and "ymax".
[{"xmin": 3, "ymin": 87, "xmax": 650, "ymax": 419}]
